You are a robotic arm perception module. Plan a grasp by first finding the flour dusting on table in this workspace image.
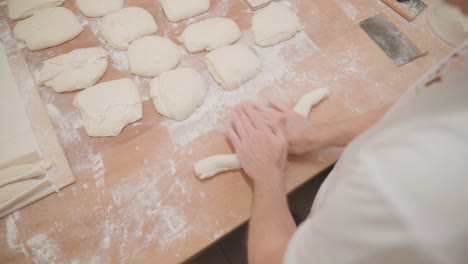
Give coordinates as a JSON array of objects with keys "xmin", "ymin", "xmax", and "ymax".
[{"xmin": 164, "ymin": 30, "xmax": 319, "ymax": 147}]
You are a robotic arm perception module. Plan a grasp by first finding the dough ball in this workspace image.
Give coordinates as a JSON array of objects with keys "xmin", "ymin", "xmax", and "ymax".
[
  {"xmin": 150, "ymin": 68, "xmax": 207, "ymax": 121},
  {"xmin": 161, "ymin": 0, "xmax": 210, "ymax": 23},
  {"xmin": 251, "ymin": 2, "xmax": 303, "ymax": 47},
  {"xmin": 205, "ymin": 44, "xmax": 261, "ymax": 90},
  {"xmin": 128, "ymin": 36, "xmax": 181, "ymax": 78},
  {"xmin": 76, "ymin": 0, "xmax": 124, "ymax": 18},
  {"xmin": 73, "ymin": 79, "xmax": 142, "ymax": 137},
  {"xmin": 13, "ymin": 7, "xmax": 84, "ymax": 51},
  {"xmin": 39, "ymin": 47, "xmax": 108, "ymax": 93},
  {"xmin": 6, "ymin": 0, "xmax": 65, "ymax": 20},
  {"xmin": 178, "ymin": 17, "xmax": 241, "ymax": 53},
  {"xmin": 101, "ymin": 7, "xmax": 158, "ymax": 50}
]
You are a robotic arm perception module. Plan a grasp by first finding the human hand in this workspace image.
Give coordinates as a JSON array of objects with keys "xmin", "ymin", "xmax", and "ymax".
[
  {"xmin": 247, "ymin": 101, "xmax": 321, "ymax": 155},
  {"xmin": 224, "ymin": 104, "xmax": 289, "ymax": 185}
]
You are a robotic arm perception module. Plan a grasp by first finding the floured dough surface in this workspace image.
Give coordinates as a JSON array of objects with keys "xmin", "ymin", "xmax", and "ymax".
[
  {"xmin": 0, "ymin": 42, "xmax": 40, "ymax": 170},
  {"xmin": 252, "ymin": 2, "xmax": 303, "ymax": 47},
  {"xmin": 179, "ymin": 17, "xmax": 241, "ymax": 53},
  {"xmin": 73, "ymin": 79, "xmax": 143, "ymax": 137},
  {"xmin": 101, "ymin": 7, "xmax": 158, "ymax": 50},
  {"xmin": 13, "ymin": 7, "xmax": 84, "ymax": 51},
  {"xmin": 205, "ymin": 44, "xmax": 261, "ymax": 90},
  {"xmin": 39, "ymin": 47, "xmax": 108, "ymax": 93},
  {"xmin": 150, "ymin": 68, "xmax": 208, "ymax": 121},
  {"xmin": 161, "ymin": 0, "xmax": 210, "ymax": 22},
  {"xmin": 76, "ymin": 0, "xmax": 124, "ymax": 17},
  {"xmin": 6, "ymin": 0, "xmax": 65, "ymax": 20},
  {"xmin": 128, "ymin": 36, "xmax": 181, "ymax": 78}
]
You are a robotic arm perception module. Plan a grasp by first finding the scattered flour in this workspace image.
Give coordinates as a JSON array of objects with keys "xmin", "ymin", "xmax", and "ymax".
[
  {"xmin": 26, "ymin": 233, "xmax": 60, "ymax": 264},
  {"xmin": 0, "ymin": 14, "xmax": 25, "ymax": 57},
  {"xmin": 46, "ymin": 103, "xmax": 82, "ymax": 145},
  {"xmin": 5, "ymin": 212, "xmax": 28, "ymax": 256},
  {"xmin": 164, "ymin": 30, "xmax": 319, "ymax": 147},
  {"xmin": 335, "ymin": 0, "xmax": 359, "ymax": 21}
]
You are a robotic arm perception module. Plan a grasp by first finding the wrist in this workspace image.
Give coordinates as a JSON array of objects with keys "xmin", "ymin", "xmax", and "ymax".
[
  {"xmin": 304, "ymin": 123, "xmax": 328, "ymax": 150},
  {"xmin": 252, "ymin": 169, "xmax": 286, "ymax": 192}
]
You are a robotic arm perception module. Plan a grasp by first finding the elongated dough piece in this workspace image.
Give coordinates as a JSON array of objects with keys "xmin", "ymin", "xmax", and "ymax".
[
  {"xmin": 293, "ymin": 87, "xmax": 330, "ymax": 118},
  {"xmin": 195, "ymin": 88, "xmax": 330, "ymax": 179},
  {"xmin": 0, "ymin": 161, "xmax": 52, "ymax": 188},
  {"xmin": 194, "ymin": 154, "xmax": 240, "ymax": 180}
]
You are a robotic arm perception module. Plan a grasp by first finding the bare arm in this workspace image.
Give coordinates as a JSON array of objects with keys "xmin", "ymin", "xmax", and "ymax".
[
  {"xmin": 248, "ymin": 171, "xmax": 296, "ymax": 264},
  {"xmin": 310, "ymin": 105, "xmax": 391, "ymax": 149},
  {"xmin": 225, "ymin": 105, "xmax": 295, "ymax": 264},
  {"xmin": 267, "ymin": 102, "xmax": 392, "ymax": 154}
]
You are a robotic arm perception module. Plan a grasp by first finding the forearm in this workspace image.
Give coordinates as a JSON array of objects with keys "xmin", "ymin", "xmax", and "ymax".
[
  {"xmin": 312, "ymin": 105, "xmax": 391, "ymax": 148},
  {"xmin": 248, "ymin": 172, "xmax": 296, "ymax": 264}
]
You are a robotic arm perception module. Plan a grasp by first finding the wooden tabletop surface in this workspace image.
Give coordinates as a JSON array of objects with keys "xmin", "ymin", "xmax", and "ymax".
[{"xmin": 0, "ymin": 0, "xmax": 453, "ymax": 263}]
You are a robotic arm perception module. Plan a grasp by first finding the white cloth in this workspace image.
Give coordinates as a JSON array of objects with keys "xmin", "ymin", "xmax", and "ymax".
[{"xmin": 284, "ymin": 41, "xmax": 468, "ymax": 264}]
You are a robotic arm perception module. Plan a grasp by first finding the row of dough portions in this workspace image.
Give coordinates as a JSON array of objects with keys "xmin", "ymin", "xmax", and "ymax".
[
  {"xmin": 17, "ymin": 1, "xmax": 302, "ymax": 138},
  {"xmin": 6, "ymin": 0, "xmax": 209, "ymax": 21}
]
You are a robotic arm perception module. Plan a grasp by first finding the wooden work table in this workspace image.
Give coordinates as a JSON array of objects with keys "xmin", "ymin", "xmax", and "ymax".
[{"xmin": 0, "ymin": 0, "xmax": 453, "ymax": 263}]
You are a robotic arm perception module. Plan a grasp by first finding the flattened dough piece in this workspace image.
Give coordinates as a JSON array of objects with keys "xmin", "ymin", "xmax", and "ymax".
[
  {"xmin": 101, "ymin": 7, "xmax": 158, "ymax": 50},
  {"xmin": 205, "ymin": 44, "xmax": 261, "ymax": 90},
  {"xmin": 128, "ymin": 36, "xmax": 181, "ymax": 78},
  {"xmin": 179, "ymin": 17, "xmax": 241, "ymax": 53},
  {"xmin": 195, "ymin": 154, "xmax": 241, "ymax": 180},
  {"xmin": 76, "ymin": 0, "xmax": 124, "ymax": 18},
  {"xmin": 73, "ymin": 79, "xmax": 143, "ymax": 137},
  {"xmin": 252, "ymin": 2, "xmax": 303, "ymax": 47},
  {"xmin": 194, "ymin": 88, "xmax": 330, "ymax": 180},
  {"xmin": 0, "ymin": 42, "xmax": 40, "ymax": 170},
  {"xmin": 6, "ymin": 0, "xmax": 65, "ymax": 20},
  {"xmin": 161, "ymin": 0, "xmax": 210, "ymax": 23},
  {"xmin": 39, "ymin": 47, "xmax": 108, "ymax": 93},
  {"xmin": 150, "ymin": 68, "xmax": 208, "ymax": 121},
  {"xmin": 13, "ymin": 7, "xmax": 84, "ymax": 51}
]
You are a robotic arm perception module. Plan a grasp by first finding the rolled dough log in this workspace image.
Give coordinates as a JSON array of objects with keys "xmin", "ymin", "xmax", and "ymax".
[
  {"xmin": 178, "ymin": 17, "xmax": 241, "ymax": 53},
  {"xmin": 150, "ymin": 68, "xmax": 208, "ymax": 121},
  {"xmin": 73, "ymin": 79, "xmax": 143, "ymax": 137},
  {"xmin": 194, "ymin": 155, "xmax": 241, "ymax": 180},
  {"xmin": 205, "ymin": 44, "xmax": 262, "ymax": 90},
  {"xmin": 128, "ymin": 36, "xmax": 181, "ymax": 78},
  {"xmin": 101, "ymin": 7, "xmax": 158, "ymax": 50},
  {"xmin": 293, "ymin": 87, "xmax": 330, "ymax": 118},
  {"xmin": 38, "ymin": 47, "xmax": 108, "ymax": 93},
  {"xmin": 13, "ymin": 7, "xmax": 84, "ymax": 51},
  {"xmin": 76, "ymin": 0, "xmax": 124, "ymax": 18},
  {"xmin": 194, "ymin": 88, "xmax": 330, "ymax": 180},
  {"xmin": 251, "ymin": 2, "xmax": 303, "ymax": 47},
  {"xmin": 6, "ymin": 0, "xmax": 65, "ymax": 20},
  {"xmin": 161, "ymin": 0, "xmax": 210, "ymax": 23}
]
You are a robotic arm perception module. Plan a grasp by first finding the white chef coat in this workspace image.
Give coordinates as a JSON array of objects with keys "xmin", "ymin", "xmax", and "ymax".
[{"xmin": 284, "ymin": 41, "xmax": 468, "ymax": 264}]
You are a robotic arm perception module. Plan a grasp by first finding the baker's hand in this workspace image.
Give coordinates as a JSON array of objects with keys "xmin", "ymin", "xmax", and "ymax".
[
  {"xmin": 224, "ymin": 104, "xmax": 288, "ymax": 185},
  {"xmin": 248, "ymin": 101, "xmax": 321, "ymax": 155}
]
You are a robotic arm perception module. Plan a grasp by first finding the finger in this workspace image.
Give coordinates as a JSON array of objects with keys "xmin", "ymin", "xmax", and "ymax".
[
  {"xmin": 237, "ymin": 106, "xmax": 256, "ymax": 132},
  {"xmin": 271, "ymin": 114, "xmax": 288, "ymax": 137},
  {"xmin": 232, "ymin": 107, "xmax": 248, "ymax": 139},
  {"xmin": 244, "ymin": 105, "xmax": 270, "ymax": 131},
  {"xmin": 268, "ymin": 100, "xmax": 290, "ymax": 113},
  {"xmin": 224, "ymin": 120, "xmax": 241, "ymax": 147}
]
